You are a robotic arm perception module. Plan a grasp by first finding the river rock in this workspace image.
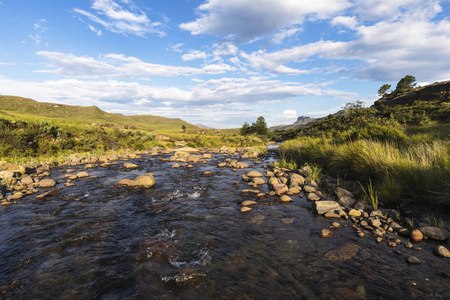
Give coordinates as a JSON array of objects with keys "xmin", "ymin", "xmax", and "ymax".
[
  {"xmin": 419, "ymin": 227, "xmax": 449, "ymax": 241},
  {"xmin": 203, "ymin": 154, "xmax": 212, "ymax": 159},
  {"xmin": 203, "ymin": 171, "xmax": 213, "ymax": 177},
  {"xmin": 397, "ymin": 228, "xmax": 411, "ymax": 237},
  {"xmin": 303, "ymin": 184, "xmax": 318, "ymax": 193},
  {"xmin": 369, "ymin": 218, "xmax": 382, "ymax": 228},
  {"xmin": 129, "ymin": 174, "xmax": 155, "ymax": 188},
  {"xmin": 273, "ymin": 183, "xmax": 288, "ymax": 194},
  {"xmin": 124, "ymin": 163, "xmax": 138, "ymax": 169},
  {"xmin": 21, "ymin": 176, "xmax": 34, "ymax": 185},
  {"xmin": 339, "ymin": 196, "xmax": 356, "ymax": 209},
  {"xmin": 353, "ymin": 201, "xmax": 365, "ymax": 210},
  {"xmin": 348, "ymin": 209, "xmax": 362, "ymax": 217},
  {"xmin": 325, "ymin": 211, "xmax": 341, "ymax": 218},
  {"xmin": 36, "ymin": 189, "xmax": 61, "ymax": 199},
  {"xmin": 406, "ymin": 256, "xmax": 421, "ymax": 264},
  {"xmin": 265, "ymin": 171, "xmax": 274, "ymax": 177},
  {"xmin": 410, "ymin": 229, "xmax": 423, "ymax": 242},
  {"xmin": 236, "ymin": 162, "xmax": 249, "ymax": 169},
  {"xmin": 252, "ymin": 178, "xmax": 265, "ymax": 185},
  {"xmin": 433, "ymin": 245, "xmax": 450, "ymax": 258},
  {"xmin": 287, "ymin": 187, "xmax": 301, "ymax": 194},
  {"xmin": 7, "ymin": 192, "xmax": 23, "ymax": 201},
  {"xmin": 307, "ymin": 192, "xmax": 321, "ymax": 201},
  {"xmin": 0, "ymin": 170, "xmax": 14, "ymax": 181},
  {"xmin": 313, "ymin": 201, "xmax": 341, "ymax": 215},
  {"xmin": 38, "ymin": 179, "xmax": 56, "ymax": 188},
  {"xmin": 117, "ymin": 179, "xmax": 133, "ymax": 186},
  {"xmin": 325, "ymin": 243, "xmax": 360, "ymax": 261},
  {"xmin": 174, "ymin": 151, "xmax": 190, "ymax": 161},
  {"xmin": 290, "ymin": 173, "xmax": 305, "ymax": 186},
  {"xmin": 279, "ymin": 195, "xmax": 292, "ymax": 202},
  {"xmin": 335, "ymin": 187, "xmax": 354, "ymax": 198},
  {"xmin": 242, "ymin": 189, "xmax": 260, "ymax": 194},
  {"xmin": 187, "ymin": 155, "xmax": 202, "ymax": 163},
  {"xmin": 0, "ymin": 162, "xmax": 25, "ymax": 175},
  {"xmin": 268, "ymin": 177, "xmax": 280, "ymax": 185},
  {"xmin": 241, "ymin": 207, "xmax": 251, "ymax": 213},
  {"xmin": 320, "ymin": 229, "xmax": 333, "ymax": 238},
  {"xmin": 246, "ymin": 171, "xmax": 264, "ymax": 178},
  {"xmin": 76, "ymin": 171, "xmax": 89, "ymax": 178},
  {"xmin": 241, "ymin": 200, "xmax": 257, "ymax": 206}
]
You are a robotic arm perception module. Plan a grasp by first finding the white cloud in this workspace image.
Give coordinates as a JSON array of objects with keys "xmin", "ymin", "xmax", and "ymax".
[
  {"xmin": 270, "ymin": 27, "xmax": 302, "ymax": 45},
  {"xmin": 73, "ymin": 0, "xmax": 164, "ymax": 37},
  {"xmin": 35, "ymin": 51, "xmax": 234, "ymax": 78},
  {"xmin": 181, "ymin": 50, "xmax": 207, "ymax": 61},
  {"xmin": 331, "ymin": 16, "xmax": 358, "ymax": 30},
  {"xmin": 88, "ymin": 24, "xmax": 102, "ymax": 36},
  {"xmin": 180, "ymin": 0, "xmax": 352, "ymax": 43},
  {"xmin": 29, "ymin": 19, "xmax": 48, "ymax": 45},
  {"xmin": 171, "ymin": 43, "xmax": 184, "ymax": 53}
]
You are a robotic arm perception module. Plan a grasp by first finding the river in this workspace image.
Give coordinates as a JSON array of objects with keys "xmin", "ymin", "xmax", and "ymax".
[{"xmin": 0, "ymin": 150, "xmax": 449, "ymax": 299}]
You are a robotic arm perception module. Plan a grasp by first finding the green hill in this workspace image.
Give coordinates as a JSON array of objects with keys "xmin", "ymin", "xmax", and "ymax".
[{"xmin": 0, "ymin": 95, "xmax": 196, "ymax": 132}]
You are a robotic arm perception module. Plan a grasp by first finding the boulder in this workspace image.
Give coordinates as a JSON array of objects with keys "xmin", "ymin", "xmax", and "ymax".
[
  {"xmin": 290, "ymin": 173, "xmax": 305, "ymax": 186},
  {"xmin": 117, "ymin": 179, "xmax": 133, "ymax": 186},
  {"xmin": 129, "ymin": 174, "xmax": 155, "ymax": 188},
  {"xmin": 236, "ymin": 162, "xmax": 249, "ymax": 169},
  {"xmin": 38, "ymin": 179, "xmax": 56, "ymax": 188},
  {"xmin": 0, "ymin": 170, "xmax": 14, "ymax": 181},
  {"xmin": 268, "ymin": 177, "xmax": 280, "ymax": 185},
  {"xmin": 265, "ymin": 171, "xmax": 274, "ymax": 177},
  {"xmin": 348, "ymin": 209, "xmax": 362, "ymax": 217},
  {"xmin": 7, "ymin": 192, "xmax": 23, "ymax": 201},
  {"xmin": 0, "ymin": 162, "xmax": 25, "ymax": 175},
  {"xmin": 419, "ymin": 227, "xmax": 449, "ymax": 241},
  {"xmin": 313, "ymin": 201, "xmax": 341, "ymax": 215},
  {"xmin": 335, "ymin": 187, "xmax": 354, "ymax": 198}
]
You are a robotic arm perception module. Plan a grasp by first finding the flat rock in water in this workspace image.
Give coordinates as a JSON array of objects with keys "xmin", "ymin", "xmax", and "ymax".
[
  {"xmin": 129, "ymin": 174, "xmax": 155, "ymax": 188},
  {"xmin": 246, "ymin": 171, "xmax": 264, "ymax": 178},
  {"xmin": 307, "ymin": 192, "xmax": 321, "ymax": 201},
  {"xmin": 279, "ymin": 195, "xmax": 292, "ymax": 202},
  {"xmin": 273, "ymin": 183, "xmax": 288, "ymax": 194},
  {"xmin": 325, "ymin": 243, "xmax": 360, "ymax": 261},
  {"xmin": 241, "ymin": 189, "xmax": 260, "ymax": 194},
  {"xmin": 117, "ymin": 179, "xmax": 133, "ymax": 186},
  {"xmin": 240, "ymin": 207, "xmax": 251, "ymax": 213},
  {"xmin": 419, "ymin": 226, "xmax": 449, "ymax": 242},
  {"xmin": 38, "ymin": 179, "xmax": 56, "ymax": 188},
  {"xmin": 76, "ymin": 172, "xmax": 89, "ymax": 178},
  {"xmin": 21, "ymin": 176, "xmax": 34, "ymax": 185},
  {"xmin": 313, "ymin": 201, "xmax": 341, "ymax": 215},
  {"xmin": 124, "ymin": 163, "xmax": 139, "ymax": 169},
  {"xmin": 7, "ymin": 193, "xmax": 23, "ymax": 201},
  {"xmin": 289, "ymin": 173, "xmax": 305, "ymax": 186},
  {"xmin": 252, "ymin": 177, "xmax": 265, "ymax": 185},
  {"xmin": 303, "ymin": 184, "xmax": 318, "ymax": 193},
  {"xmin": 241, "ymin": 200, "xmax": 257, "ymax": 206}
]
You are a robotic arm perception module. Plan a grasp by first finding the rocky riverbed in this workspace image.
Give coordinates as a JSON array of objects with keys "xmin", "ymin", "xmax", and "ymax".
[{"xmin": 1, "ymin": 147, "xmax": 449, "ymax": 299}]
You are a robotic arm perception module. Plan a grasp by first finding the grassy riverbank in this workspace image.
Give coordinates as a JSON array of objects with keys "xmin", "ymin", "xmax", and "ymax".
[{"xmin": 275, "ymin": 98, "xmax": 450, "ymax": 208}]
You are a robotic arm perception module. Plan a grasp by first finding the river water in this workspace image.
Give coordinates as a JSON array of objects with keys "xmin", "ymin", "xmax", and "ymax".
[{"xmin": 0, "ymin": 151, "xmax": 449, "ymax": 299}]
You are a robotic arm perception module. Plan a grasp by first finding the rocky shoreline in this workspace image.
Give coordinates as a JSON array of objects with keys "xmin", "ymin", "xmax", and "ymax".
[{"xmin": 1, "ymin": 145, "xmax": 449, "ymax": 265}]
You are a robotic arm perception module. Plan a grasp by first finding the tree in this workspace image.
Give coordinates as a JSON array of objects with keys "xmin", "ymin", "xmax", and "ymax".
[
  {"xmin": 395, "ymin": 75, "xmax": 416, "ymax": 93},
  {"xmin": 378, "ymin": 84, "xmax": 391, "ymax": 97},
  {"xmin": 181, "ymin": 125, "xmax": 186, "ymax": 132},
  {"xmin": 343, "ymin": 100, "xmax": 364, "ymax": 110},
  {"xmin": 240, "ymin": 122, "xmax": 250, "ymax": 135},
  {"xmin": 252, "ymin": 116, "xmax": 269, "ymax": 135}
]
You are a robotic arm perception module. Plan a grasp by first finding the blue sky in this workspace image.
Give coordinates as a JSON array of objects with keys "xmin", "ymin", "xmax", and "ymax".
[{"xmin": 0, "ymin": 0, "xmax": 449, "ymax": 128}]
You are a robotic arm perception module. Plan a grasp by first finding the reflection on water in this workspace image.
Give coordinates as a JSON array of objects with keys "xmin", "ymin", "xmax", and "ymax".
[{"xmin": 0, "ymin": 151, "xmax": 449, "ymax": 299}]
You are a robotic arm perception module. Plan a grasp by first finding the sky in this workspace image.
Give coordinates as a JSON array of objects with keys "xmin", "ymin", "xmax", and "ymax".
[{"xmin": 0, "ymin": 0, "xmax": 449, "ymax": 128}]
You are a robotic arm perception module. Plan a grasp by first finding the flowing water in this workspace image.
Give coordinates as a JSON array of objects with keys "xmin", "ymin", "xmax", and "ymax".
[{"xmin": 1, "ymin": 151, "xmax": 449, "ymax": 299}]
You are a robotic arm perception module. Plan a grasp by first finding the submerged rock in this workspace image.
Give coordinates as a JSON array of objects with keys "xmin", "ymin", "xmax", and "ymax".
[
  {"xmin": 129, "ymin": 174, "xmax": 155, "ymax": 188},
  {"xmin": 325, "ymin": 243, "xmax": 360, "ymax": 261}
]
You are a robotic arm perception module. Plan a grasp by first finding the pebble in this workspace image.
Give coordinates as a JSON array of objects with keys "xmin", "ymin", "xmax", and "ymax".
[
  {"xmin": 241, "ymin": 200, "xmax": 257, "ymax": 206},
  {"xmin": 279, "ymin": 195, "xmax": 292, "ymax": 202},
  {"xmin": 388, "ymin": 242, "xmax": 397, "ymax": 247},
  {"xmin": 376, "ymin": 237, "xmax": 383, "ymax": 243},
  {"xmin": 330, "ymin": 222, "xmax": 341, "ymax": 229},
  {"xmin": 404, "ymin": 241, "xmax": 413, "ymax": 249},
  {"xmin": 240, "ymin": 207, "xmax": 251, "ymax": 213}
]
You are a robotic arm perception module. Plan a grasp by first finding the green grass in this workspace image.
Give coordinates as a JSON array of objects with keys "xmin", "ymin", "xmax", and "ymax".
[
  {"xmin": 359, "ymin": 179, "xmax": 379, "ymax": 210},
  {"xmin": 277, "ymin": 137, "xmax": 450, "ymax": 207}
]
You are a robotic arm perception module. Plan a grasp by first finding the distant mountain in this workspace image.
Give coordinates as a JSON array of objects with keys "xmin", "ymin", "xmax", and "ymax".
[
  {"xmin": 0, "ymin": 95, "xmax": 197, "ymax": 131},
  {"xmin": 270, "ymin": 115, "xmax": 316, "ymax": 132},
  {"xmin": 195, "ymin": 123, "xmax": 213, "ymax": 129}
]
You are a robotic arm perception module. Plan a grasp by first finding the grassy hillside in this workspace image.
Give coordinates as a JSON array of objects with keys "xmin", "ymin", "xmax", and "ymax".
[{"xmin": 0, "ymin": 95, "xmax": 196, "ymax": 132}]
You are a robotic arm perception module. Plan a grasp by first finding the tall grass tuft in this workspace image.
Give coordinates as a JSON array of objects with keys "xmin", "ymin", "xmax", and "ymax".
[{"xmin": 359, "ymin": 179, "xmax": 380, "ymax": 210}]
